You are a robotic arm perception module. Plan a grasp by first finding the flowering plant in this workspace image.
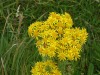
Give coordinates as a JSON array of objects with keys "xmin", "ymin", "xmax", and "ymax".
[{"xmin": 28, "ymin": 12, "xmax": 88, "ymax": 75}]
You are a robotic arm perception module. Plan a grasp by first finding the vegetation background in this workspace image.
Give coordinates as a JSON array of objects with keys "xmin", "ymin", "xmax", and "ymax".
[{"xmin": 0, "ymin": 0, "xmax": 100, "ymax": 75}]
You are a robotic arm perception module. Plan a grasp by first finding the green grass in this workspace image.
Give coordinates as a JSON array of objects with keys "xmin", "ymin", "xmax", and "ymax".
[{"xmin": 0, "ymin": 0, "xmax": 100, "ymax": 75}]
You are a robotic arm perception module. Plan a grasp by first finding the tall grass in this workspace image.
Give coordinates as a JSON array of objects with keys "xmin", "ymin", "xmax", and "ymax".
[{"xmin": 0, "ymin": 0, "xmax": 100, "ymax": 75}]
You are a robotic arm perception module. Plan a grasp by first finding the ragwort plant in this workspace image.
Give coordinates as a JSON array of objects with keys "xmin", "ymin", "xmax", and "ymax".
[{"xmin": 28, "ymin": 12, "xmax": 88, "ymax": 75}]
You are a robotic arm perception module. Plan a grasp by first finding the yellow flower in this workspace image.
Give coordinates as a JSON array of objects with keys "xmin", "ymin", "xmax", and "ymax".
[
  {"xmin": 57, "ymin": 22, "xmax": 63, "ymax": 27},
  {"xmin": 37, "ymin": 39, "xmax": 57, "ymax": 58},
  {"xmin": 28, "ymin": 23, "xmax": 34, "ymax": 37},
  {"xmin": 31, "ymin": 60, "xmax": 62, "ymax": 75},
  {"xmin": 51, "ymin": 30, "xmax": 58, "ymax": 39},
  {"xmin": 66, "ymin": 47, "xmax": 80, "ymax": 61},
  {"xmin": 28, "ymin": 12, "xmax": 88, "ymax": 61},
  {"xmin": 57, "ymin": 51, "xmax": 67, "ymax": 61},
  {"xmin": 57, "ymin": 27, "xmax": 63, "ymax": 34},
  {"xmin": 66, "ymin": 50, "xmax": 74, "ymax": 60},
  {"xmin": 80, "ymin": 28, "xmax": 88, "ymax": 44},
  {"xmin": 52, "ymin": 69, "xmax": 62, "ymax": 75},
  {"xmin": 33, "ymin": 30, "xmax": 39, "ymax": 37},
  {"xmin": 28, "ymin": 22, "xmax": 42, "ymax": 38}
]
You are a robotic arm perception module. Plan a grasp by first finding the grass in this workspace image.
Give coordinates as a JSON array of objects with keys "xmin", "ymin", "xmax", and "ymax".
[{"xmin": 0, "ymin": 0, "xmax": 100, "ymax": 75}]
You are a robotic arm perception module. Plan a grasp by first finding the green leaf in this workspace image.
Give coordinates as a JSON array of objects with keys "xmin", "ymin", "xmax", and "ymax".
[{"xmin": 87, "ymin": 63, "xmax": 94, "ymax": 75}]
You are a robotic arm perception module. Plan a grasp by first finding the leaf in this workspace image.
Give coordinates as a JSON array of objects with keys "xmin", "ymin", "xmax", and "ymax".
[{"xmin": 87, "ymin": 63, "xmax": 94, "ymax": 75}]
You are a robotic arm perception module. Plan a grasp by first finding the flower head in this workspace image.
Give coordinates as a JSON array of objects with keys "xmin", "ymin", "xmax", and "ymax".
[
  {"xmin": 28, "ymin": 12, "xmax": 88, "ymax": 61},
  {"xmin": 31, "ymin": 60, "xmax": 62, "ymax": 75}
]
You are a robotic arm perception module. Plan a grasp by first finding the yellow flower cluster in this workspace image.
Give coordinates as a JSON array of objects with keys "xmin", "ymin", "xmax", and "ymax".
[
  {"xmin": 28, "ymin": 12, "xmax": 88, "ymax": 61},
  {"xmin": 31, "ymin": 60, "xmax": 62, "ymax": 75}
]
